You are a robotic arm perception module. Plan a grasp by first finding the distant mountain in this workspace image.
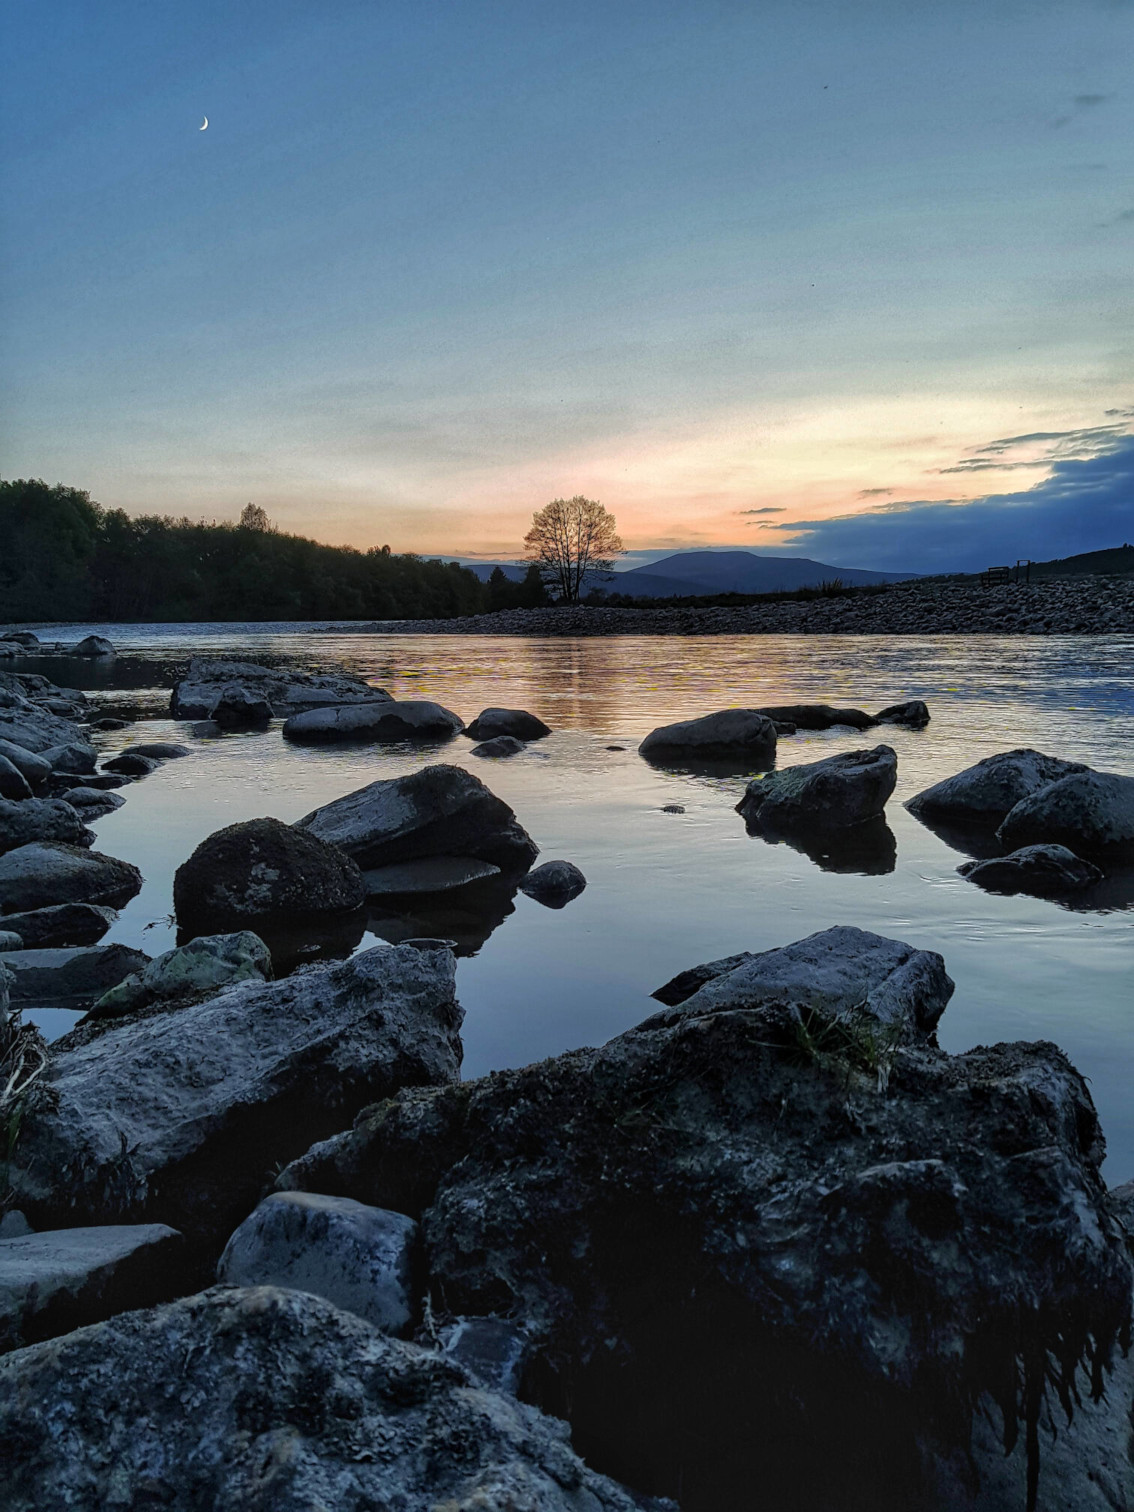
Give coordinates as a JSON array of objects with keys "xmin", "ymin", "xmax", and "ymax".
[
  {"xmin": 1028, "ymin": 544, "xmax": 1134, "ymax": 577},
  {"xmin": 456, "ymin": 562, "xmax": 528, "ymax": 583},
  {"xmin": 601, "ymin": 550, "xmax": 918, "ymax": 599}
]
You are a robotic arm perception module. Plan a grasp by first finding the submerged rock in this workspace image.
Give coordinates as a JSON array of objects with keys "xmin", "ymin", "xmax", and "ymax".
[
  {"xmin": 471, "ymin": 734, "xmax": 527, "ymax": 757},
  {"xmin": 279, "ymin": 927, "xmax": 1129, "ymax": 1512},
  {"xmin": 126, "ymin": 742, "xmax": 189, "ymax": 759},
  {"xmin": 997, "ymin": 769, "xmax": 1134, "ymax": 860},
  {"xmin": 958, "ymin": 844, "xmax": 1104, "ymax": 897},
  {"xmin": 0, "ymin": 1286, "xmax": 672, "ymax": 1512},
  {"xmin": 0, "ymin": 842, "xmax": 141, "ymax": 912},
  {"xmin": 89, "ymin": 931, "xmax": 273, "ymax": 1020},
  {"xmin": 173, "ymin": 815, "xmax": 365, "ymax": 932},
  {"xmin": 282, "ymin": 698, "xmax": 464, "ymax": 743},
  {"xmin": 171, "ymin": 657, "xmax": 383, "ymax": 720},
  {"xmin": 69, "ymin": 635, "xmax": 115, "ymax": 658},
  {"xmin": 756, "ymin": 702, "xmax": 876, "ymax": 730},
  {"xmin": 465, "ymin": 707, "xmax": 552, "ymax": 741},
  {"xmin": 0, "ymin": 901, "xmax": 116, "ymax": 948},
  {"xmin": 100, "ymin": 751, "xmax": 158, "ymax": 777},
  {"xmin": 361, "ymin": 855, "xmax": 502, "ymax": 895},
  {"xmin": 737, "ymin": 744, "xmax": 897, "ymax": 832},
  {"xmin": 875, "ymin": 698, "xmax": 931, "ymax": 728},
  {"xmin": 519, "ymin": 859, "xmax": 587, "ymax": 908},
  {"xmin": 6, "ymin": 943, "xmax": 463, "ymax": 1261},
  {"xmin": 638, "ymin": 708, "xmax": 777, "ymax": 763},
  {"xmin": 906, "ymin": 749, "xmax": 1088, "ymax": 826},
  {"xmin": 296, "ymin": 763, "xmax": 539, "ymax": 875}
]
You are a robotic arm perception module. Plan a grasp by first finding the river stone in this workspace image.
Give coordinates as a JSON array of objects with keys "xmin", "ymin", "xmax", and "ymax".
[
  {"xmin": 217, "ymin": 1191, "xmax": 419, "ymax": 1335},
  {"xmin": 756, "ymin": 703, "xmax": 877, "ymax": 731},
  {"xmin": 296, "ymin": 763, "xmax": 539, "ymax": 874},
  {"xmin": 69, "ymin": 635, "xmax": 115, "ymax": 657},
  {"xmin": 0, "ymin": 754, "xmax": 31, "ymax": 800},
  {"xmin": 471, "ymin": 734, "xmax": 528, "ymax": 757},
  {"xmin": 0, "ymin": 930, "xmax": 21, "ymax": 951},
  {"xmin": 0, "ymin": 1223, "xmax": 183, "ymax": 1352},
  {"xmin": 519, "ymin": 859, "xmax": 587, "ymax": 908},
  {"xmin": 906, "ymin": 748, "xmax": 1089, "ymax": 826},
  {"xmin": 4, "ymin": 943, "xmax": 150, "ymax": 1008},
  {"xmin": 0, "ymin": 901, "xmax": 116, "ymax": 948},
  {"xmin": 90, "ymin": 931, "xmax": 273, "ymax": 1019},
  {"xmin": 0, "ymin": 706, "xmax": 84, "ymax": 755},
  {"xmin": 997, "ymin": 769, "xmax": 1134, "ymax": 860},
  {"xmin": 279, "ymin": 940, "xmax": 1129, "ymax": 1512},
  {"xmin": 126, "ymin": 742, "xmax": 189, "ymax": 759},
  {"xmin": 61, "ymin": 785, "xmax": 126, "ymax": 818},
  {"xmin": 101, "ymin": 750, "xmax": 158, "ymax": 777},
  {"xmin": 958, "ymin": 844, "xmax": 1104, "ymax": 897},
  {"xmin": 171, "ymin": 657, "xmax": 384, "ymax": 720},
  {"xmin": 465, "ymin": 707, "xmax": 552, "ymax": 741},
  {"xmin": 362, "ymin": 855, "xmax": 502, "ymax": 895},
  {"xmin": 173, "ymin": 816, "xmax": 365, "ymax": 931},
  {"xmin": 6, "ymin": 943, "xmax": 463, "ymax": 1259},
  {"xmin": 649, "ymin": 924, "xmax": 953, "ymax": 1036},
  {"xmin": 211, "ymin": 685, "xmax": 272, "ymax": 728},
  {"xmin": 282, "ymin": 698, "xmax": 464, "ymax": 743},
  {"xmin": 0, "ymin": 632, "xmax": 39, "ymax": 647},
  {"xmin": 0, "ymin": 797, "xmax": 92, "ymax": 856},
  {"xmin": 40, "ymin": 740, "xmax": 99, "ymax": 775},
  {"xmin": 0, "ymin": 1285, "xmax": 673, "ymax": 1512},
  {"xmin": 0, "ymin": 738, "xmax": 51, "ymax": 786},
  {"xmin": 874, "ymin": 699, "xmax": 931, "ymax": 728},
  {"xmin": 0, "ymin": 842, "xmax": 142, "ymax": 912},
  {"xmin": 737, "ymin": 745, "xmax": 898, "ymax": 832},
  {"xmin": 639, "ymin": 708, "xmax": 778, "ymax": 761},
  {"xmin": 89, "ymin": 715, "xmax": 131, "ymax": 731}
]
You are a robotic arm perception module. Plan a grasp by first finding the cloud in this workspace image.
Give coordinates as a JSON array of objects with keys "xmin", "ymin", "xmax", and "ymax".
[
  {"xmin": 735, "ymin": 506, "xmax": 786, "ymax": 514},
  {"xmin": 937, "ymin": 421, "xmax": 1132, "ymax": 473},
  {"xmin": 858, "ymin": 487, "xmax": 893, "ymax": 498},
  {"xmin": 1073, "ymin": 93, "xmax": 1110, "ymax": 108},
  {"xmin": 760, "ymin": 431, "xmax": 1134, "ymax": 574}
]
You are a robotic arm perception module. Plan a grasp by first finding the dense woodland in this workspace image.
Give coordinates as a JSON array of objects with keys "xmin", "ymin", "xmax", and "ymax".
[{"xmin": 0, "ymin": 480, "xmax": 548, "ymax": 622}]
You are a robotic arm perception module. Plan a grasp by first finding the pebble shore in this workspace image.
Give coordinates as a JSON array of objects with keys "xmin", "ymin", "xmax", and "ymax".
[{"xmin": 334, "ymin": 574, "xmax": 1134, "ymax": 637}]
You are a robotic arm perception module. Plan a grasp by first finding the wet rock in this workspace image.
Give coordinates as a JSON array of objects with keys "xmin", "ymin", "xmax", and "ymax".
[
  {"xmin": 0, "ymin": 705, "xmax": 86, "ymax": 756},
  {"xmin": 362, "ymin": 855, "xmax": 502, "ymax": 895},
  {"xmin": 52, "ymin": 770, "xmax": 128, "ymax": 793},
  {"xmin": 519, "ymin": 859, "xmax": 587, "ymax": 908},
  {"xmin": 283, "ymin": 698, "xmax": 464, "ymax": 743},
  {"xmin": 101, "ymin": 750, "xmax": 158, "ymax": 777},
  {"xmin": 126, "ymin": 741, "xmax": 189, "ymax": 759},
  {"xmin": 60, "ymin": 785, "xmax": 126, "ymax": 818},
  {"xmin": 89, "ymin": 715, "xmax": 131, "ymax": 731},
  {"xmin": 958, "ymin": 844, "xmax": 1104, "ymax": 897},
  {"xmin": 0, "ymin": 1211, "xmax": 31, "ymax": 1237},
  {"xmin": 439, "ymin": 1314, "xmax": 531, "ymax": 1394},
  {"xmin": 0, "ymin": 930, "xmax": 21, "ymax": 951},
  {"xmin": 661, "ymin": 803, "xmax": 685, "ymax": 813},
  {"xmin": 5, "ymin": 943, "xmax": 150, "ymax": 1009},
  {"xmin": 0, "ymin": 738, "xmax": 51, "ymax": 787},
  {"xmin": 297, "ymin": 763, "xmax": 539, "ymax": 874},
  {"xmin": 171, "ymin": 657, "xmax": 383, "ymax": 720},
  {"xmin": 0, "ymin": 842, "xmax": 142, "ymax": 912},
  {"xmin": 756, "ymin": 702, "xmax": 877, "ymax": 730},
  {"xmin": 465, "ymin": 707, "xmax": 552, "ymax": 741},
  {"xmin": 0, "ymin": 1224, "xmax": 183, "ymax": 1352},
  {"xmin": 0, "ymin": 632, "xmax": 39, "ymax": 647},
  {"xmin": 737, "ymin": 744, "xmax": 897, "ymax": 832},
  {"xmin": 0, "ymin": 797, "xmax": 92, "ymax": 855},
  {"xmin": 41, "ymin": 740, "xmax": 99, "ymax": 776},
  {"xmin": 997, "ymin": 769, "xmax": 1134, "ymax": 860},
  {"xmin": 638, "ymin": 708, "xmax": 777, "ymax": 763},
  {"xmin": 875, "ymin": 698, "xmax": 931, "ymax": 728},
  {"xmin": 89, "ymin": 931, "xmax": 273, "ymax": 1020},
  {"xmin": 217, "ymin": 1191, "xmax": 419, "ymax": 1334},
  {"xmin": 0, "ymin": 754, "xmax": 32, "ymax": 800},
  {"xmin": 210, "ymin": 685, "xmax": 272, "ymax": 728},
  {"xmin": 471, "ymin": 734, "xmax": 527, "ymax": 757},
  {"xmin": 0, "ymin": 1286, "xmax": 673, "ymax": 1512},
  {"xmin": 7, "ymin": 943, "xmax": 463, "ymax": 1262},
  {"xmin": 69, "ymin": 635, "xmax": 116, "ymax": 657},
  {"xmin": 173, "ymin": 816, "xmax": 365, "ymax": 932},
  {"xmin": 906, "ymin": 748, "xmax": 1089, "ymax": 826},
  {"xmin": 0, "ymin": 901, "xmax": 116, "ymax": 948},
  {"xmin": 280, "ymin": 930, "xmax": 1129, "ymax": 1512}
]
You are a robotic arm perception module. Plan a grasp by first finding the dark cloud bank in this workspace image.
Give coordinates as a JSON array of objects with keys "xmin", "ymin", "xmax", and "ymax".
[{"xmin": 775, "ymin": 433, "xmax": 1134, "ymax": 574}]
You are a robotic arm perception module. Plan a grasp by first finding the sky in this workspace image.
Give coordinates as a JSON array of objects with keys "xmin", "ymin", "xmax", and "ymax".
[{"xmin": 2, "ymin": 1, "xmax": 1132, "ymax": 572}]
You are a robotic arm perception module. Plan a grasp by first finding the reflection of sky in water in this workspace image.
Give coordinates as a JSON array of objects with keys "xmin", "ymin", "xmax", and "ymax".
[{"xmin": 18, "ymin": 627, "xmax": 1134, "ymax": 1179}]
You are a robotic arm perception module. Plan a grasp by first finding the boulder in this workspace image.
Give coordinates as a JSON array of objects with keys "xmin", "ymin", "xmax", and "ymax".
[
  {"xmin": 958, "ymin": 844, "xmax": 1104, "ymax": 897},
  {"xmin": 906, "ymin": 749, "xmax": 1088, "ymax": 826},
  {"xmin": 69, "ymin": 635, "xmax": 115, "ymax": 657},
  {"xmin": 125, "ymin": 741, "xmax": 189, "ymax": 759},
  {"xmin": 638, "ymin": 708, "xmax": 777, "ymax": 763},
  {"xmin": 210, "ymin": 685, "xmax": 272, "ymax": 728},
  {"xmin": 173, "ymin": 816, "xmax": 365, "ymax": 932},
  {"xmin": 60, "ymin": 785, "xmax": 126, "ymax": 818},
  {"xmin": 737, "ymin": 745, "xmax": 898, "ymax": 832},
  {"xmin": 0, "ymin": 842, "xmax": 142, "ymax": 912},
  {"xmin": 40, "ymin": 740, "xmax": 99, "ymax": 775},
  {"xmin": 362, "ymin": 856, "xmax": 502, "ymax": 895},
  {"xmin": 296, "ymin": 763, "xmax": 539, "ymax": 874},
  {"xmin": 282, "ymin": 698, "xmax": 464, "ymax": 743},
  {"xmin": 6, "ymin": 943, "xmax": 463, "ymax": 1261},
  {"xmin": 279, "ymin": 931, "xmax": 1129, "ymax": 1512},
  {"xmin": 4, "ymin": 943, "xmax": 150, "ymax": 1009},
  {"xmin": 90, "ymin": 931, "xmax": 272, "ymax": 1019},
  {"xmin": 0, "ymin": 738, "xmax": 51, "ymax": 786},
  {"xmin": 465, "ymin": 707, "xmax": 552, "ymax": 741},
  {"xmin": 0, "ymin": 1286, "xmax": 673, "ymax": 1512},
  {"xmin": 0, "ymin": 632, "xmax": 39, "ymax": 647},
  {"xmin": 997, "ymin": 769, "xmax": 1134, "ymax": 860},
  {"xmin": 0, "ymin": 704, "xmax": 86, "ymax": 755},
  {"xmin": 874, "ymin": 699, "xmax": 931, "ymax": 728},
  {"xmin": 0, "ymin": 797, "xmax": 92, "ymax": 855},
  {"xmin": 217, "ymin": 1191, "xmax": 419, "ymax": 1335},
  {"xmin": 170, "ymin": 657, "xmax": 384, "ymax": 720},
  {"xmin": 0, "ymin": 1224, "xmax": 183, "ymax": 1352},
  {"xmin": 0, "ymin": 930, "xmax": 21, "ymax": 951},
  {"xmin": 471, "ymin": 734, "xmax": 527, "ymax": 757},
  {"xmin": 0, "ymin": 754, "xmax": 32, "ymax": 800},
  {"xmin": 756, "ymin": 703, "xmax": 876, "ymax": 731},
  {"xmin": 519, "ymin": 859, "xmax": 587, "ymax": 908},
  {"xmin": 101, "ymin": 751, "xmax": 158, "ymax": 777},
  {"xmin": 0, "ymin": 901, "xmax": 116, "ymax": 948}
]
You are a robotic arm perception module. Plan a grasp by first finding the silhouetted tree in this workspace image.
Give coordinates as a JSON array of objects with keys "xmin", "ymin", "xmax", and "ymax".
[
  {"xmin": 523, "ymin": 495, "xmax": 623, "ymax": 602},
  {"xmin": 239, "ymin": 503, "xmax": 272, "ymax": 531}
]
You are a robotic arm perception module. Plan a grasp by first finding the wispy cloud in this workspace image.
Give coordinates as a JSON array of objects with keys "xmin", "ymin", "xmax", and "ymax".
[
  {"xmin": 1052, "ymin": 91, "xmax": 1112, "ymax": 128},
  {"xmin": 937, "ymin": 420, "xmax": 1133, "ymax": 474},
  {"xmin": 858, "ymin": 487, "xmax": 893, "ymax": 498},
  {"xmin": 735, "ymin": 505, "xmax": 786, "ymax": 514}
]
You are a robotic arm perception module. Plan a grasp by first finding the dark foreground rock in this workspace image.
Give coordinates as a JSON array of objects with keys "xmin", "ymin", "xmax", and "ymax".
[
  {"xmin": 465, "ymin": 707, "xmax": 552, "ymax": 741},
  {"xmin": 638, "ymin": 708, "xmax": 777, "ymax": 765},
  {"xmin": 171, "ymin": 657, "xmax": 384, "ymax": 719},
  {"xmin": 283, "ymin": 698, "xmax": 464, "ymax": 743},
  {"xmin": 173, "ymin": 815, "xmax": 365, "ymax": 932},
  {"xmin": 297, "ymin": 764, "xmax": 539, "ymax": 875},
  {"xmin": 6, "ymin": 943, "xmax": 463, "ymax": 1265},
  {"xmin": 907, "ymin": 749, "xmax": 1088, "ymax": 826},
  {"xmin": 958, "ymin": 844, "xmax": 1104, "ymax": 897},
  {"xmin": 0, "ymin": 842, "xmax": 142, "ymax": 912},
  {"xmin": 0, "ymin": 754, "xmax": 31, "ymax": 800},
  {"xmin": 0, "ymin": 1286, "xmax": 673, "ymax": 1512},
  {"xmin": 0, "ymin": 1224, "xmax": 184, "ymax": 1352},
  {"xmin": 0, "ymin": 901, "xmax": 115, "ymax": 948},
  {"xmin": 737, "ymin": 744, "xmax": 897, "ymax": 832},
  {"xmin": 997, "ymin": 768, "xmax": 1134, "ymax": 860},
  {"xmin": 280, "ymin": 926, "xmax": 1130, "ymax": 1512},
  {"xmin": 519, "ymin": 859, "xmax": 587, "ymax": 908},
  {"xmin": 0, "ymin": 797, "xmax": 91, "ymax": 855},
  {"xmin": 0, "ymin": 738, "xmax": 51, "ymax": 788},
  {"xmin": 875, "ymin": 698, "xmax": 931, "ymax": 728},
  {"xmin": 89, "ymin": 931, "xmax": 273, "ymax": 1020}
]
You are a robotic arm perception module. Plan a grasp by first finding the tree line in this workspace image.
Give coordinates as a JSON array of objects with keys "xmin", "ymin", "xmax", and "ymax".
[{"xmin": 0, "ymin": 480, "xmax": 548, "ymax": 623}]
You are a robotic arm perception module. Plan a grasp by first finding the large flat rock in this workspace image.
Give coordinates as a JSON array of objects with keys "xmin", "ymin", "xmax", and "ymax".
[
  {"xmin": 171, "ymin": 657, "xmax": 385, "ymax": 719},
  {"xmin": 0, "ymin": 842, "xmax": 142, "ymax": 912}
]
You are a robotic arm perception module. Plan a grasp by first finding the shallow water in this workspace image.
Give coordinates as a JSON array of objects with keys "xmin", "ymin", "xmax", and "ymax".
[{"xmin": 17, "ymin": 624, "xmax": 1134, "ymax": 1179}]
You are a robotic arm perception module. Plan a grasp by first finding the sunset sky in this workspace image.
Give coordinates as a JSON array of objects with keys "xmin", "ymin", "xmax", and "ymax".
[{"xmin": 2, "ymin": 2, "xmax": 1132, "ymax": 572}]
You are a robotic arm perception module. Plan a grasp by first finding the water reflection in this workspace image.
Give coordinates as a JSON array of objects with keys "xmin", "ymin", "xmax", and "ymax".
[
  {"xmin": 366, "ymin": 875, "xmax": 519, "ymax": 957},
  {"xmin": 745, "ymin": 815, "xmax": 898, "ymax": 876}
]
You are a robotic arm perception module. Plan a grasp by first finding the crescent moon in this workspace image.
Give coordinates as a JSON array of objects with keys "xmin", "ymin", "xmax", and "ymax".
[{"xmin": 200, "ymin": 116, "xmax": 208, "ymax": 131}]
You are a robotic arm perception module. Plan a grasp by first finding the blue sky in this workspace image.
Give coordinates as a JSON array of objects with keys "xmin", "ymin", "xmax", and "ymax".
[{"xmin": 2, "ymin": 1, "xmax": 1132, "ymax": 568}]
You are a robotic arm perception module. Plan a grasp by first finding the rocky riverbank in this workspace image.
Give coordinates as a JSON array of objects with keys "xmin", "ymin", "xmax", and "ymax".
[{"xmin": 335, "ymin": 573, "xmax": 1134, "ymax": 636}]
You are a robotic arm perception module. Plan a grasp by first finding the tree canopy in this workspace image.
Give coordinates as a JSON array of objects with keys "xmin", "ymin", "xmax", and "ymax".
[{"xmin": 523, "ymin": 495, "xmax": 624, "ymax": 602}]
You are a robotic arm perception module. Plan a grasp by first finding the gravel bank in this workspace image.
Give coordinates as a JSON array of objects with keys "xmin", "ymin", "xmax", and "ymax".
[{"xmin": 330, "ymin": 574, "xmax": 1134, "ymax": 637}]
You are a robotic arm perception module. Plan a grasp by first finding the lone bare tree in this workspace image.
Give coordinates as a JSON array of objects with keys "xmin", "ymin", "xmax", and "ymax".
[{"xmin": 523, "ymin": 495, "xmax": 624, "ymax": 602}]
